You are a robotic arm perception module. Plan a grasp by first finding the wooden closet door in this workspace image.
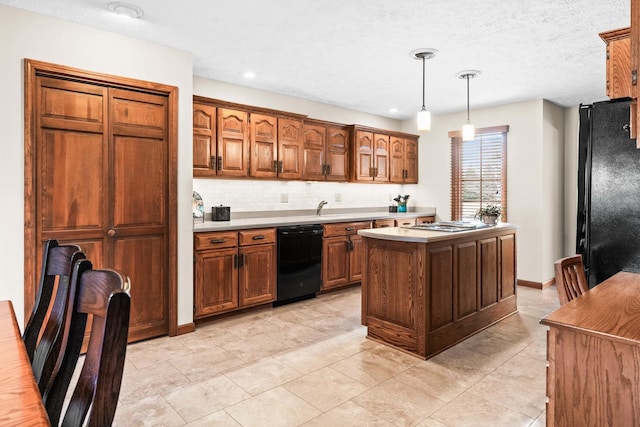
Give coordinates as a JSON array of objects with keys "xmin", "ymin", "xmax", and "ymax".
[
  {"xmin": 32, "ymin": 77, "xmax": 169, "ymax": 343},
  {"xmin": 36, "ymin": 77, "xmax": 110, "ymax": 274},
  {"xmin": 110, "ymin": 88, "xmax": 169, "ymax": 341}
]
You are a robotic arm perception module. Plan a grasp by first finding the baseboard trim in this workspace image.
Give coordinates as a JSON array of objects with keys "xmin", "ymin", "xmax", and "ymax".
[
  {"xmin": 176, "ymin": 322, "xmax": 195, "ymax": 335},
  {"xmin": 518, "ymin": 278, "xmax": 554, "ymax": 289}
]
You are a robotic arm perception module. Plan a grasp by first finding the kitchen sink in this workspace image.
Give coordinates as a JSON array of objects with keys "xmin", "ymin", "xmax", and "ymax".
[{"xmin": 410, "ymin": 221, "xmax": 492, "ymax": 232}]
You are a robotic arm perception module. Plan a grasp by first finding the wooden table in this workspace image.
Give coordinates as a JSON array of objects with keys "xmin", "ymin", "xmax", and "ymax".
[
  {"xmin": 541, "ymin": 271, "xmax": 640, "ymax": 427},
  {"xmin": 0, "ymin": 300, "xmax": 50, "ymax": 426}
]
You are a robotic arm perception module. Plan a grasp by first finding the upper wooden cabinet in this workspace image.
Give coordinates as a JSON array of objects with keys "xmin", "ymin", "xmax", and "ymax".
[
  {"xmin": 351, "ymin": 130, "xmax": 389, "ymax": 182},
  {"xmin": 193, "ymin": 103, "xmax": 249, "ymax": 177},
  {"xmin": 302, "ymin": 121, "xmax": 349, "ymax": 181},
  {"xmin": 250, "ymin": 113, "xmax": 278, "ymax": 178},
  {"xmin": 390, "ymin": 136, "xmax": 419, "ymax": 183},
  {"xmin": 277, "ymin": 118, "xmax": 304, "ymax": 179},
  {"xmin": 600, "ymin": 27, "xmax": 631, "ymax": 100},
  {"xmin": 193, "ymin": 96, "xmax": 420, "ymax": 178}
]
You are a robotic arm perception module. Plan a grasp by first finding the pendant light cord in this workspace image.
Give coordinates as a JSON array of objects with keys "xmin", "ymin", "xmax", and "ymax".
[
  {"xmin": 466, "ymin": 74, "xmax": 470, "ymax": 122},
  {"xmin": 422, "ymin": 56, "xmax": 426, "ymax": 109}
]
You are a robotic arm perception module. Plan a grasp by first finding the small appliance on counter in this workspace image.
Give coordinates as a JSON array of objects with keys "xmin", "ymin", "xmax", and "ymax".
[{"xmin": 212, "ymin": 205, "xmax": 230, "ymax": 221}]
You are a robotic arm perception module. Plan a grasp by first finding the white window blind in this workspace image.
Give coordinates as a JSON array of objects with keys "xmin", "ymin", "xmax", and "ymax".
[{"xmin": 449, "ymin": 125, "xmax": 508, "ymax": 221}]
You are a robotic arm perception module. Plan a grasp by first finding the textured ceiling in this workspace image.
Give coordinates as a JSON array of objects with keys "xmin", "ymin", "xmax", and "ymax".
[{"xmin": 1, "ymin": 0, "xmax": 631, "ymax": 119}]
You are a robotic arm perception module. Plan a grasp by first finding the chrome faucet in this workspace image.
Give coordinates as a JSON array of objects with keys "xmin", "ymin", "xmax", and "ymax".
[{"xmin": 317, "ymin": 200, "xmax": 328, "ymax": 216}]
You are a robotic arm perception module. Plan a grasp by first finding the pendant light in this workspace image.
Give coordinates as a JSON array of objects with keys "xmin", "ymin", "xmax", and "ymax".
[
  {"xmin": 456, "ymin": 70, "xmax": 481, "ymax": 141},
  {"xmin": 410, "ymin": 48, "xmax": 438, "ymax": 131}
]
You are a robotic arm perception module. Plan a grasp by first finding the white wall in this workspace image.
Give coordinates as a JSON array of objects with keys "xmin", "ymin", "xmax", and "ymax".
[
  {"xmin": 542, "ymin": 100, "xmax": 567, "ymax": 281},
  {"xmin": 0, "ymin": 5, "xmax": 194, "ymax": 328},
  {"xmin": 564, "ymin": 106, "xmax": 580, "ymax": 255},
  {"xmin": 407, "ymin": 100, "xmax": 565, "ymax": 283},
  {"xmin": 193, "ymin": 78, "xmax": 430, "ymax": 214}
]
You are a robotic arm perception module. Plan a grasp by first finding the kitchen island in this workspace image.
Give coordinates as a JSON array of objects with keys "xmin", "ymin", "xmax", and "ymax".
[{"xmin": 358, "ymin": 223, "xmax": 518, "ymax": 359}]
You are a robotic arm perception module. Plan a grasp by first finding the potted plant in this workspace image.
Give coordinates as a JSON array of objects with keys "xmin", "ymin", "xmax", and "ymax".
[
  {"xmin": 393, "ymin": 194, "xmax": 410, "ymax": 212},
  {"xmin": 476, "ymin": 204, "xmax": 502, "ymax": 225}
]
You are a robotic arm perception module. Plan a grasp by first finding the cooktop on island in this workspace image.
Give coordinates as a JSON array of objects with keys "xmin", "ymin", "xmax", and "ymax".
[{"xmin": 409, "ymin": 221, "xmax": 493, "ymax": 232}]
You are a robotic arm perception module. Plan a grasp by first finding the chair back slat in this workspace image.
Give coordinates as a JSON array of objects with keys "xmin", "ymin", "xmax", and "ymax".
[
  {"xmin": 554, "ymin": 255, "xmax": 589, "ymax": 305},
  {"xmin": 44, "ymin": 259, "xmax": 131, "ymax": 427}
]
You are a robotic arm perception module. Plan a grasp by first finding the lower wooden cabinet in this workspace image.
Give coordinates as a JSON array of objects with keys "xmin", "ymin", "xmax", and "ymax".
[
  {"xmin": 416, "ymin": 215, "xmax": 435, "ymax": 224},
  {"xmin": 322, "ymin": 221, "xmax": 371, "ymax": 290},
  {"xmin": 194, "ymin": 228, "xmax": 276, "ymax": 318}
]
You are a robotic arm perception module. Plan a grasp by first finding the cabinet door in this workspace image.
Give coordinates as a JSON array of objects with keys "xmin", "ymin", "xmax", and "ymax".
[
  {"xmin": 373, "ymin": 133, "xmax": 389, "ymax": 181},
  {"xmin": 302, "ymin": 123, "xmax": 326, "ymax": 180},
  {"xmin": 217, "ymin": 108, "xmax": 249, "ymax": 177},
  {"xmin": 326, "ymin": 126, "xmax": 349, "ymax": 181},
  {"xmin": 404, "ymin": 137, "xmax": 419, "ymax": 183},
  {"xmin": 322, "ymin": 236, "xmax": 349, "ymax": 289},
  {"xmin": 239, "ymin": 243, "xmax": 277, "ymax": 306},
  {"xmin": 193, "ymin": 103, "xmax": 216, "ymax": 177},
  {"xmin": 195, "ymin": 247, "xmax": 238, "ymax": 317},
  {"xmin": 354, "ymin": 130, "xmax": 374, "ymax": 181},
  {"xmin": 389, "ymin": 136, "xmax": 405, "ymax": 183},
  {"xmin": 600, "ymin": 28, "xmax": 631, "ymax": 100},
  {"xmin": 250, "ymin": 113, "xmax": 277, "ymax": 178},
  {"xmin": 348, "ymin": 235, "xmax": 364, "ymax": 283},
  {"xmin": 278, "ymin": 118, "xmax": 303, "ymax": 179}
]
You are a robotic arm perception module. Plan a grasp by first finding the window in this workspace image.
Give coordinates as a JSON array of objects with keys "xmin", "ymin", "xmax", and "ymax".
[{"xmin": 449, "ymin": 125, "xmax": 509, "ymax": 221}]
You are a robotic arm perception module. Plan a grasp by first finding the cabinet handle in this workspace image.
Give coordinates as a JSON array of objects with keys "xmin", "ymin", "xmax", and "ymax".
[
  {"xmin": 217, "ymin": 156, "xmax": 223, "ymax": 170},
  {"xmin": 368, "ymin": 167, "xmax": 373, "ymax": 177},
  {"xmin": 237, "ymin": 253, "xmax": 246, "ymax": 268},
  {"xmin": 374, "ymin": 167, "xmax": 378, "ymax": 177},
  {"xmin": 380, "ymin": 224, "xmax": 390, "ymax": 228},
  {"xmin": 107, "ymin": 229, "xmax": 116, "ymax": 237},
  {"xmin": 210, "ymin": 238, "xmax": 226, "ymax": 244},
  {"xmin": 325, "ymin": 164, "xmax": 331, "ymax": 176},
  {"xmin": 278, "ymin": 160, "xmax": 283, "ymax": 173},
  {"xmin": 345, "ymin": 227, "xmax": 356, "ymax": 231},
  {"xmin": 234, "ymin": 253, "xmax": 238, "ymax": 269},
  {"xmin": 210, "ymin": 156, "xmax": 216, "ymax": 169},
  {"xmin": 252, "ymin": 235, "xmax": 266, "ymax": 240},
  {"xmin": 273, "ymin": 160, "xmax": 278, "ymax": 173}
]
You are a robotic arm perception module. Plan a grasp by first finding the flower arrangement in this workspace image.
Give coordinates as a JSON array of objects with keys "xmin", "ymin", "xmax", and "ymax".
[
  {"xmin": 394, "ymin": 195, "xmax": 410, "ymax": 212},
  {"xmin": 393, "ymin": 195, "xmax": 410, "ymax": 204},
  {"xmin": 475, "ymin": 204, "xmax": 502, "ymax": 224}
]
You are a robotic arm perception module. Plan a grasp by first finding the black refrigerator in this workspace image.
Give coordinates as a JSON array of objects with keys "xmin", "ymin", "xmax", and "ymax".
[{"xmin": 576, "ymin": 99, "xmax": 640, "ymax": 288}]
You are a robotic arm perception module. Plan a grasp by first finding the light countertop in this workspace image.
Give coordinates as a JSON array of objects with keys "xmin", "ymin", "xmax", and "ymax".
[
  {"xmin": 193, "ymin": 208, "xmax": 436, "ymax": 232},
  {"xmin": 357, "ymin": 222, "xmax": 518, "ymax": 243}
]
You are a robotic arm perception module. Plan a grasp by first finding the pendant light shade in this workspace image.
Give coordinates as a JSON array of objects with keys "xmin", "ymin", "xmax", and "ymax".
[
  {"xmin": 410, "ymin": 48, "xmax": 438, "ymax": 132},
  {"xmin": 456, "ymin": 70, "xmax": 480, "ymax": 141}
]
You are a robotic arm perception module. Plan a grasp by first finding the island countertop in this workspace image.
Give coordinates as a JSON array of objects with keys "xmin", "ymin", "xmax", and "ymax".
[{"xmin": 358, "ymin": 222, "xmax": 519, "ymax": 243}]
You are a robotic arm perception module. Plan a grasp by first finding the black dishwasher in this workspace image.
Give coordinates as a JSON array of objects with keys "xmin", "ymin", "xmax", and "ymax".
[{"xmin": 275, "ymin": 224, "xmax": 323, "ymax": 306}]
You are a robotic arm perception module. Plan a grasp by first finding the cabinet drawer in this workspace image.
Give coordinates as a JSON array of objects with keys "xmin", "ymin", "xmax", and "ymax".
[
  {"xmin": 416, "ymin": 216, "xmax": 435, "ymax": 224},
  {"xmin": 395, "ymin": 218, "xmax": 417, "ymax": 227},
  {"xmin": 324, "ymin": 221, "xmax": 371, "ymax": 237},
  {"xmin": 195, "ymin": 231, "xmax": 238, "ymax": 250},
  {"xmin": 373, "ymin": 219, "xmax": 395, "ymax": 228},
  {"xmin": 239, "ymin": 228, "xmax": 276, "ymax": 246}
]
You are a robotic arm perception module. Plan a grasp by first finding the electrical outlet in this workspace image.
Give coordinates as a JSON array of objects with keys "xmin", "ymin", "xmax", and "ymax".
[
  {"xmin": 280, "ymin": 193, "xmax": 288, "ymax": 203},
  {"xmin": 334, "ymin": 193, "xmax": 342, "ymax": 202}
]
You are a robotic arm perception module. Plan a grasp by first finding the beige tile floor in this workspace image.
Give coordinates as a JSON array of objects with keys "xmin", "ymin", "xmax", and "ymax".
[{"xmin": 112, "ymin": 285, "xmax": 560, "ymax": 426}]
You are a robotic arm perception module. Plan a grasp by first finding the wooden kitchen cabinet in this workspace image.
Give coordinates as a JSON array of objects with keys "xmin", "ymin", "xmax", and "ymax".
[
  {"xmin": 395, "ymin": 218, "xmax": 416, "ymax": 227},
  {"xmin": 194, "ymin": 228, "xmax": 276, "ymax": 318},
  {"xmin": 390, "ymin": 135, "xmax": 419, "ymax": 183},
  {"xmin": 250, "ymin": 113, "xmax": 278, "ymax": 178},
  {"xmin": 193, "ymin": 103, "xmax": 250, "ymax": 177},
  {"xmin": 350, "ymin": 129, "xmax": 388, "ymax": 181},
  {"xmin": 302, "ymin": 120, "xmax": 349, "ymax": 181},
  {"xmin": 322, "ymin": 221, "xmax": 371, "ymax": 290},
  {"xmin": 249, "ymin": 115, "xmax": 303, "ymax": 179},
  {"xmin": 600, "ymin": 27, "xmax": 631, "ymax": 100}
]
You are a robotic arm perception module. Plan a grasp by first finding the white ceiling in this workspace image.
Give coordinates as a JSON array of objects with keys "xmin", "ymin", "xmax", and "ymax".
[{"xmin": 1, "ymin": 0, "xmax": 631, "ymax": 119}]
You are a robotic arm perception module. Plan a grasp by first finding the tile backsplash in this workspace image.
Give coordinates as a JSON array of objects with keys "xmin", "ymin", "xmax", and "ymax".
[{"xmin": 194, "ymin": 179, "xmax": 420, "ymax": 213}]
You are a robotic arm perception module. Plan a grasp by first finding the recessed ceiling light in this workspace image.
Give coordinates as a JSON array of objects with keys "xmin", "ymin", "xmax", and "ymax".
[
  {"xmin": 389, "ymin": 107, "xmax": 399, "ymax": 113},
  {"xmin": 243, "ymin": 71, "xmax": 256, "ymax": 79},
  {"xmin": 108, "ymin": 2, "xmax": 144, "ymax": 18}
]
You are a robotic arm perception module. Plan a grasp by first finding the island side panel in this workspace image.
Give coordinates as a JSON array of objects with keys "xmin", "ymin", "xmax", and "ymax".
[
  {"xmin": 426, "ymin": 230, "xmax": 518, "ymax": 358},
  {"xmin": 362, "ymin": 239, "xmax": 426, "ymax": 356},
  {"xmin": 362, "ymin": 227, "xmax": 517, "ymax": 359}
]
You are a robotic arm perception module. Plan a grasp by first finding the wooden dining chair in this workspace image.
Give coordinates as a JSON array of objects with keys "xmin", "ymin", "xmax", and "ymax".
[
  {"xmin": 554, "ymin": 254, "xmax": 589, "ymax": 305},
  {"xmin": 23, "ymin": 239, "xmax": 84, "ymax": 362},
  {"xmin": 44, "ymin": 259, "xmax": 131, "ymax": 427}
]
